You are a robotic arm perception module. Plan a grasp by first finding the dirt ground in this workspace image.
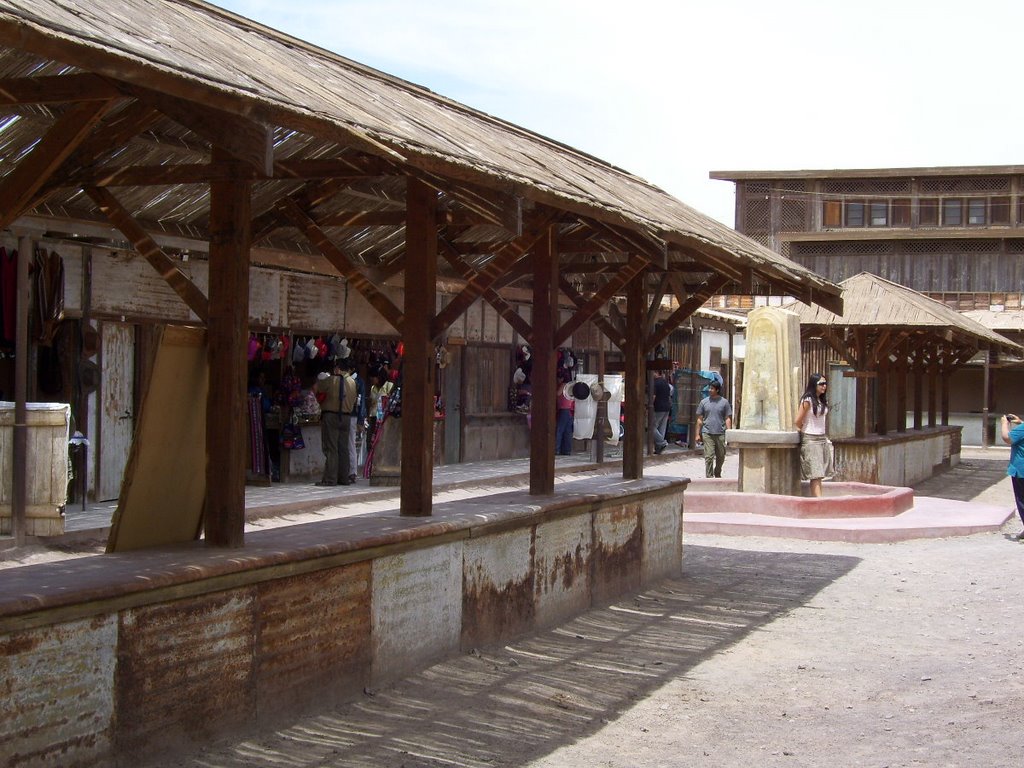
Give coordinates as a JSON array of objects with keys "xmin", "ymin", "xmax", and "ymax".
[{"xmin": 149, "ymin": 450, "xmax": 1024, "ymax": 768}]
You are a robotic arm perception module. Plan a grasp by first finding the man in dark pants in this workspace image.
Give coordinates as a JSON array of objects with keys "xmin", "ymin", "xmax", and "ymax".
[
  {"xmin": 652, "ymin": 370, "xmax": 672, "ymax": 454},
  {"xmin": 695, "ymin": 380, "xmax": 732, "ymax": 478},
  {"xmin": 313, "ymin": 364, "xmax": 347, "ymax": 486},
  {"xmin": 337, "ymin": 358, "xmax": 357, "ymax": 485}
]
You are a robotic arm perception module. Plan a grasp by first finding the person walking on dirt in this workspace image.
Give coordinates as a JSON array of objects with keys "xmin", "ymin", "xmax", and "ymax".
[
  {"xmin": 652, "ymin": 370, "xmax": 672, "ymax": 455},
  {"xmin": 1001, "ymin": 412, "xmax": 1024, "ymax": 539},
  {"xmin": 695, "ymin": 380, "xmax": 731, "ymax": 478}
]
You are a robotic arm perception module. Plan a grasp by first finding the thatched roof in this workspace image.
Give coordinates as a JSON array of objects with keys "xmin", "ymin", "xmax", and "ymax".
[
  {"xmin": 786, "ymin": 272, "xmax": 1020, "ymax": 354},
  {"xmin": 0, "ymin": 0, "xmax": 842, "ymax": 312}
]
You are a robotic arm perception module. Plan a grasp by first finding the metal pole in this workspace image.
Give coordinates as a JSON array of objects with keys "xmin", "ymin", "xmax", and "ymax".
[{"xmin": 12, "ymin": 233, "xmax": 32, "ymax": 546}]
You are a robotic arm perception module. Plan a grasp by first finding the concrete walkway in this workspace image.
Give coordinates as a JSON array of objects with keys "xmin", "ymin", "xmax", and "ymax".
[{"xmin": 51, "ymin": 445, "xmax": 1017, "ymax": 545}]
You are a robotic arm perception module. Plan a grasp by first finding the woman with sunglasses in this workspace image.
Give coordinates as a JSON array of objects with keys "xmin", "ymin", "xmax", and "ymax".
[{"xmin": 795, "ymin": 373, "xmax": 833, "ymax": 497}]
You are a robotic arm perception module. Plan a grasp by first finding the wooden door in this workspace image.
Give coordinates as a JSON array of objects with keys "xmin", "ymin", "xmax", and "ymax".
[{"xmin": 98, "ymin": 321, "xmax": 135, "ymax": 501}]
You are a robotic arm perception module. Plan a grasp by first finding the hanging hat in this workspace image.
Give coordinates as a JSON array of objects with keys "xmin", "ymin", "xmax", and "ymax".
[
  {"xmin": 338, "ymin": 338, "xmax": 351, "ymax": 359},
  {"xmin": 513, "ymin": 367, "xmax": 527, "ymax": 385},
  {"xmin": 247, "ymin": 336, "xmax": 260, "ymax": 362},
  {"xmin": 564, "ymin": 351, "xmax": 575, "ymax": 369},
  {"xmin": 571, "ymin": 381, "xmax": 591, "ymax": 400},
  {"xmin": 79, "ymin": 359, "xmax": 100, "ymax": 393},
  {"xmin": 81, "ymin": 323, "xmax": 100, "ymax": 358},
  {"xmin": 315, "ymin": 337, "xmax": 329, "ymax": 358},
  {"xmin": 590, "ymin": 382, "xmax": 609, "ymax": 402},
  {"xmin": 293, "ymin": 338, "xmax": 305, "ymax": 364},
  {"xmin": 306, "ymin": 337, "xmax": 318, "ymax": 359},
  {"xmin": 561, "ymin": 382, "xmax": 576, "ymax": 400},
  {"xmin": 437, "ymin": 346, "xmax": 450, "ymax": 369}
]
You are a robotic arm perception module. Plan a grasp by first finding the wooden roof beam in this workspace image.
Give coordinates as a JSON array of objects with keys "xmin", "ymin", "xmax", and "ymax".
[
  {"xmin": 554, "ymin": 254, "xmax": 650, "ymax": 348},
  {"xmin": 84, "ymin": 186, "xmax": 209, "ymax": 322},
  {"xmin": 0, "ymin": 73, "xmax": 122, "ymax": 104},
  {"xmin": 439, "ymin": 239, "xmax": 534, "ymax": 343},
  {"xmin": 279, "ymin": 197, "xmax": 404, "ymax": 331},
  {"xmin": 129, "ymin": 86, "xmax": 273, "ymax": 177},
  {"xmin": 0, "ymin": 98, "xmax": 117, "ymax": 231},
  {"xmin": 558, "ymin": 276, "xmax": 625, "ymax": 348},
  {"xmin": 431, "ymin": 210, "xmax": 558, "ymax": 340},
  {"xmin": 646, "ymin": 273, "xmax": 730, "ymax": 350}
]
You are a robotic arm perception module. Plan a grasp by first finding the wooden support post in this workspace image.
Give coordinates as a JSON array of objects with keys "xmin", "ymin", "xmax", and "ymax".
[
  {"xmin": 854, "ymin": 376, "xmax": 868, "ymax": 438},
  {"xmin": 529, "ymin": 224, "xmax": 557, "ymax": 495},
  {"xmin": 982, "ymin": 349, "xmax": 991, "ymax": 448},
  {"xmin": 927, "ymin": 365, "xmax": 938, "ymax": 427},
  {"xmin": 401, "ymin": 177, "xmax": 437, "ymax": 515},
  {"xmin": 876, "ymin": 361, "xmax": 889, "ymax": 435},
  {"xmin": 204, "ymin": 153, "xmax": 250, "ymax": 548},
  {"xmin": 913, "ymin": 364, "xmax": 924, "ymax": 430},
  {"xmin": 623, "ymin": 275, "xmax": 645, "ymax": 479},
  {"xmin": 11, "ymin": 232, "xmax": 32, "ymax": 546},
  {"xmin": 895, "ymin": 355, "xmax": 908, "ymax": 433},
  {"xmin": 940, "ymin": 367, "xmax": 950, "ymax": 427}
]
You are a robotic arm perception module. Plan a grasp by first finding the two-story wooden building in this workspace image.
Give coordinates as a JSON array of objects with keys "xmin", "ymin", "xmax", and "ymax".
[{"xmin": 710, "ymin": 165, "xmax": 1024, "ymax": 443}]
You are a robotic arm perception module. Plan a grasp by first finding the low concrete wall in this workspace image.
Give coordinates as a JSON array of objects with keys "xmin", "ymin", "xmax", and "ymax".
[
  {"xmin": 0, "ymin": 476, "xmax": 685, "ymax": 767},
  {"xmin": 684, "ymin": 479, "xmax": 914, "ymax": 518},
  {"xmin": 833, "ymin": 426, "xmax": 960, "ymax": 486}
]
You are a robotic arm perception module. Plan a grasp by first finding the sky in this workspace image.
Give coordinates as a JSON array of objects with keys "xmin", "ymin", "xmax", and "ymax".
[{"xmin": 211, "ymin": 0, "xmax": 1024, "ymax": 226}]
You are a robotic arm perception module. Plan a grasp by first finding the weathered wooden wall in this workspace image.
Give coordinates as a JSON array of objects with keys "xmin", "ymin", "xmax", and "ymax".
[{"xmin": 833, "ymin": 426, "xmax": 959, "ymax": 486}]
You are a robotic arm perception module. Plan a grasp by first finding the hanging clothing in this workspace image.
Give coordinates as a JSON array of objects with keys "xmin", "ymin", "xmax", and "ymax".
[
  {"xmin": 35, "ymin": 249, "xmax": 64, "ymax": 346},
  {"xmin": 0, "ymin": 247, "xmax": 16, "ymax": 346}
]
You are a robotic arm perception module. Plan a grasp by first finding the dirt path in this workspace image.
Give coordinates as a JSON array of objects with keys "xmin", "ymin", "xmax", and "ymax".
[{"xmin": 155, "ymin": 451, "xmax": 1024, "ymax": 768}]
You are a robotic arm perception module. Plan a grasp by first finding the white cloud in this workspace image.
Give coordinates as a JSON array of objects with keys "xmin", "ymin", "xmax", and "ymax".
[{"xmin": 213, "ymin": 0, "xmax": 1024, "ymax": 224}]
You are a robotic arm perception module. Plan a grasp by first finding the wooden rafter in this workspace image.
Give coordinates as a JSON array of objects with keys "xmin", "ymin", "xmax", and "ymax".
[
  {"xmin": 645, "ymin": 272, "xmax": 669, "ymax": 334},
  {"xmin": 439, "ymin": 240, "xmax": 534, "ymax": 343},
  {"xmin": 558, "ymin": 276, "xmax": 625, "ymax": 349},
  {"xmin": 431, "ymin": 210, "xmax": 558, "ymax": 339},
  {"xmin": 129, "ymin": 86, "xmax": 273, "ymax": 176},
  {"xmin": 646, "ymin": 273, "xmax": 730, "ymax": 350},
  {"xmin": 279, "ymin": 197, "xmax": 404, "ymax": 331},
  {"xmin": 0, "ymin": 99, "xmax": 117, "ymax": 231},
  {"xmin": 0, "ymin": 73, "xmax": 122, "ymax": 105},
  {"xmin": 85, "ymin": 186, "xmax": 209, "ymax": 322},
  {"xmin": 554, "ymin": 255, "xmax": 649, "ymax": 348}
]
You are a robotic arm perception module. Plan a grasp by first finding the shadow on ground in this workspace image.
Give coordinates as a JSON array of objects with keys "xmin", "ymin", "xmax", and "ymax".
[
  {"xmin": 911, "ymin": 455, "xmax": 1008, "ymax": 502},
  {"xmin": 156, "ymin": 545, "xmax": 860, "ymax": 768}
]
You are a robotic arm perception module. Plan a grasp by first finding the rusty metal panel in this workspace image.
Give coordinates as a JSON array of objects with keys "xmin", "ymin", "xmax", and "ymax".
[
  {"xmin": 0, "ymin": 615, "xmax": 116, "ymax": 768},
  {"xmin": 641, "ymin": 492, "xmax": 683, "ymax": 586},
  {"xmin": 285, "ymin": 273, "xmax": 345, "ymax": 330},
  {"xmin": 116, "ymin": 589, "xmax": 256, "ymax": 758},
  {"xmin": 90, "ymin": 249, "xmax": 198, "ymax": 322},
  {"xmin": 371, "ymin": 542, "xmax": 462, "ymax": 684},
  {"xmin": 255, "ymin": 562, "xmax": 372, "ymax": 719},
  {"xmin": 481, "ymin": 302, "xmax": 498, "ymax": 342},
  {"xmin": 249, "ymin": 266, "xmax": 283, "ymax": 328},
  {"xmin": 462, "ymin": 528, "xmax": 535, "ymax": 649},
  {"xmin": 533, "ymin": 514, "xmax": 592, "ymax": 629},
  {"xmin": 57, "ymin": 243, "xmax": 84, "ymax": 315},
  {"xmin": 497, "ymin": 302, "xmax": 515, "ymax": 343},
  {"xmin": 591, "ymin": 503, "xmax": 642, "ymax": 605}
]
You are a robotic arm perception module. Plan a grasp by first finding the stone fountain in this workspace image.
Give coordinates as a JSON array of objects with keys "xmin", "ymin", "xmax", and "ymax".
[{"xmin": 728, "ymin": 306, "xmax": 802, "ymax": 495}]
